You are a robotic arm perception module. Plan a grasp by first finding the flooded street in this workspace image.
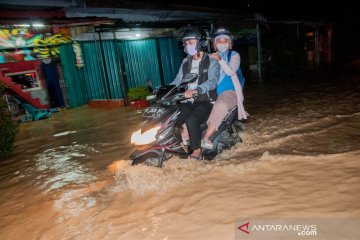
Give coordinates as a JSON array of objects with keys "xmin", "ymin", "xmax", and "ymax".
[{"xmin": 1, "ymin": 57, "xmax": 360, "ymax": 239}]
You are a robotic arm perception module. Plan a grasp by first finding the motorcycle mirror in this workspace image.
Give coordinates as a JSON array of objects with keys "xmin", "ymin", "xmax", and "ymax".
[{"xmin": 181, "ymin": 73, "xmax": 198, "ymax": 84}]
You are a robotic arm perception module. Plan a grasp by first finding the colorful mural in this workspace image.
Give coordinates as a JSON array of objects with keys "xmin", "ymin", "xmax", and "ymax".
[{"xmin": 0, "ymin": 28, "xmax": 71, "ymax": 63}]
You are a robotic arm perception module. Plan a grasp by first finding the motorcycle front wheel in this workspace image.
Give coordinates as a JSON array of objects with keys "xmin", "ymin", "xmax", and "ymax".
[{"xmin": 132, "ymin": 150, "xmax": 173, "ymax": 167}]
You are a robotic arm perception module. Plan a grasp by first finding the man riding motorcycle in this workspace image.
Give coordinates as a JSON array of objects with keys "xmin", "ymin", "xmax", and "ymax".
[{"xmin": 170, "ymin": 25, "xmax": 220, "ymax": 160}]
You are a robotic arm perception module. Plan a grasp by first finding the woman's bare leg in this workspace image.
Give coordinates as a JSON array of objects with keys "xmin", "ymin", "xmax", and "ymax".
[{"xmin": 203, "ymin": 124, "xmax": 216, "ymax": 142}]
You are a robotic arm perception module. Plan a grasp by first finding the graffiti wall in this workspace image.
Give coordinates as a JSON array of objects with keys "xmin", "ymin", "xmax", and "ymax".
[{"xmin": 0, "ymin": 28, "xmax": 71, "ymax": 63}]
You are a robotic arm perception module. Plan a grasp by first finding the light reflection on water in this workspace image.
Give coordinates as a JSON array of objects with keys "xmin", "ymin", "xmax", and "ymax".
[{"xmin": 35, "ymin": 144, "xmax": 98, "ymax": 193}]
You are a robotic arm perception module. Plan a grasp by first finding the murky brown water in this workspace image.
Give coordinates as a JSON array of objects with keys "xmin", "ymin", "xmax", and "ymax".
[{"xmin": 1, "ymin": 58, "xmax": 360, "ymax": 239}]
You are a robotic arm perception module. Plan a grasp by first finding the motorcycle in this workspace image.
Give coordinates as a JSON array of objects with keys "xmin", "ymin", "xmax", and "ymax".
[{"xmin": 130, "ymin": 73, "xmax": 244, "ymax": 167}]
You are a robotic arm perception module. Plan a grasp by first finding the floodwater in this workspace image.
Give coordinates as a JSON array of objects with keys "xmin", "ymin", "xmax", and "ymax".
[{"xmin": 1, "ymin": 57, "xmax": 360, "ymax": 240}]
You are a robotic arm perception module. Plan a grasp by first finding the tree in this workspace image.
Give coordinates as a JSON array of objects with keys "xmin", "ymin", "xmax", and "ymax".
[{"xmin": 0, "ymin": 83, "xmax": 18, "ymax": 154}]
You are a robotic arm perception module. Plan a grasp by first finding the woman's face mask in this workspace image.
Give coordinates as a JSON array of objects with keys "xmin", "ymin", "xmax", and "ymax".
[
  {"xmin": 184, "ymin": 44, "xmax": 198, "ymax": 56},
  {"xmin": 216, "ymin": 43, "xmax": 230, "ymax": 53}
]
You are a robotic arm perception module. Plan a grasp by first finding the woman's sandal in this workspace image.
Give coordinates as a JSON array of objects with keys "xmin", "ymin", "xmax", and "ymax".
[{"xmin": 201, "ymin": 139, "xmax": 213, "ymax": 149}]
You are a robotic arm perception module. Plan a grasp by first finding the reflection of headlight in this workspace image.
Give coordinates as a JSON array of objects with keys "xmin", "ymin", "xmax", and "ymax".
[
  {"xmin": 156, "ymin": 126, "xmax": 172, "ymax": 142},
  {"xmin": 131, "ymin": 126, "xmax": 161, "ymax": 145}
]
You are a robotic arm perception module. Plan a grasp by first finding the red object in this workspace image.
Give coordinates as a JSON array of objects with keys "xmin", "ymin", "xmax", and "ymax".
[
  {"xmin": 88, "ymin": 99, "xmax": 125, "ymax": 108},
  {"xmin": 130, "ymin": 100, "xmax": 150, "ymax": 110},
  {"xmin": 12, "ymin": 52, "xmax": 25, "ymax": 61},
  {"xmin": 0, "ymin": 61, "xmax": 49, "ymax": 109},
  {"xmin": 0, "ymin": 61, "xmax": 38, "ymax": 73}
]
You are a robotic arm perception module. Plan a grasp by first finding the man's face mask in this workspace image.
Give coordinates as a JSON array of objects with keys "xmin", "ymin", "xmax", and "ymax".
[
  {"xmin": 183, "ymin": 39, "xmax": 198, "ymax": 56},
  {"xmin": 216, "ymin": 43, "xmax": 230, "ymax": 53}
]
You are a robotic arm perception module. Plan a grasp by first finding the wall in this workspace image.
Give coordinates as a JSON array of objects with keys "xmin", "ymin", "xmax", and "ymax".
[{"xmin": 59, "ymin": 37, "xmax": 182, "ymax": 108}]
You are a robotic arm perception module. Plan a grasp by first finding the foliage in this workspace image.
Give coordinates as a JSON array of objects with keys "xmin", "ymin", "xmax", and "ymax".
[
  {"xmin": 0, "ymin": 83, "xmax": 18, "ymax": 154},
  {"xmin": 127, "ymin": 87, "xmax": 150, "ymax": 101}
]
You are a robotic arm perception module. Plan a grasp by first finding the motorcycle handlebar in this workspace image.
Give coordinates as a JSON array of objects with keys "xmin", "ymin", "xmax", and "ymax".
[
  {"xmin": 156, "ymin": 92, "xmax": 199, "ymax": 105},
  {"xmin": 175, "ymin": 92, "xmax": 199, "ymax": 100}
]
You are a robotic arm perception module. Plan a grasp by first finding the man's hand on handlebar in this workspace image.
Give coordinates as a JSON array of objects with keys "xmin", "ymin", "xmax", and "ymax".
[{"xmin": 184, "ymin": 89, "xmax": 198, "ymax": 98}]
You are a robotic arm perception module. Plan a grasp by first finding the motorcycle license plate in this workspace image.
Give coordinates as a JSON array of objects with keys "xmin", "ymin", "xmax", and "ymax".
[{"xmin": 142, "ymin": 107, "xmax": 165, "ymax": 118}]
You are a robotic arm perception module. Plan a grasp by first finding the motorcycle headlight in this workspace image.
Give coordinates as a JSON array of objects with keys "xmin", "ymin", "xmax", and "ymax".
[
  {"xmin": 156, "ymin": 126, "xmax": 173, "ymax": 142},
  {"xmin": 131, "ymin": 126, "xmax": 161, "ymax": 145}
]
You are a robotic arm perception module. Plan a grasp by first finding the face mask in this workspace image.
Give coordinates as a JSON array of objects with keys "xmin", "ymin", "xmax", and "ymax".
[
  {"xmin": 216, "ymin": 43, "xmax": 230, "ymax": 53},
  {"xmin": 184, "ymin": 44, "xmax": 198, "ymax": 56}
]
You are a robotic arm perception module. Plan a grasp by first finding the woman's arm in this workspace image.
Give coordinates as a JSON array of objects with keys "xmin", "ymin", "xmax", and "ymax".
[{"xmin": 219, "ymin": 52, "xmax": 240, "ymax": 76}]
